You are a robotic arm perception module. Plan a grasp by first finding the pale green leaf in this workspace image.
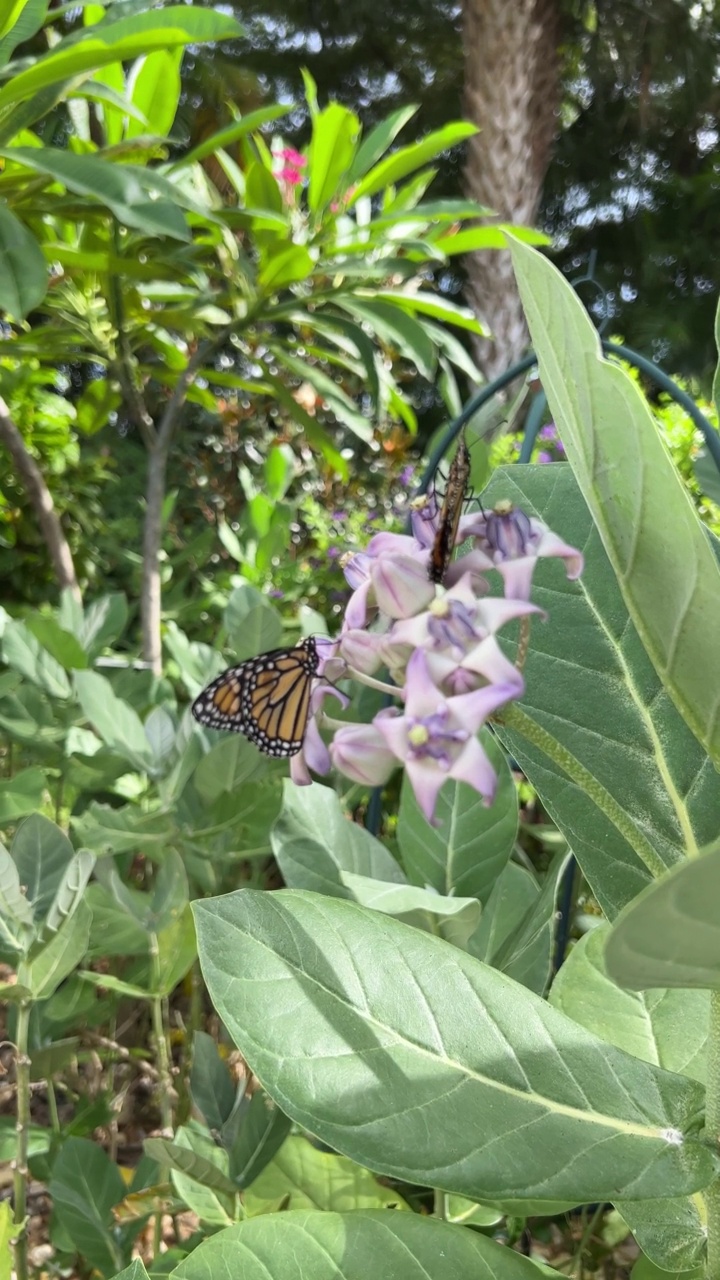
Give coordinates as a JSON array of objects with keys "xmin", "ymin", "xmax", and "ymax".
[
  {"xmin": 487, "ymin": 465, "xmax": 720, "ymax": 919},
  {"xmin": 605, "ymin": 843, "xmax": 720, "ymax": 990},
  {"xmin": 170, "ymin": 1209, "xmax": 542, "ymax": 1280},
  {"xmin": 307, "ymin": 102, "xmax": 360, "ymax": 213},
  {"xmin": 509, "ymin": 235, "xmax": 720, "ymax": 765},
  {"xmin": 194, "ymin": 890, "xmax": 715, "ymax": 1204},
  {"xmin": 397, "ymin": 729, "xmax": 517, "ymax": 905},
  {"xmin": 244, "ymin": 1135, "xmax": 409, "ymax": 1214},
  {"xmin": 271, "ymin": 780, "xmax": 405, "ymax": 897}
]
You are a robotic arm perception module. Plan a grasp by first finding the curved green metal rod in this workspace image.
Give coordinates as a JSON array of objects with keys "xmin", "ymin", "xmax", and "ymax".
[{"xmin": 420, "ymin": 340, "xmax": 720, "ymax": 488}]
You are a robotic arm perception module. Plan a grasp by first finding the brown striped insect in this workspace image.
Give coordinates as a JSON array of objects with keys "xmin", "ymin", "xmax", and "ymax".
[
  {"xmin": 428, "ymin": 429, "xmax": 472, "ymax": 584},
  {"xmin": 191, "ymin": 636, "xmax": 319, "ymax": 757}
]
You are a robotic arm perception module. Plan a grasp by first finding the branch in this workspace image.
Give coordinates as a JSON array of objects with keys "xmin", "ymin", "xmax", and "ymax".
[
  {"xmin": 0, "ymin": 397, "xmax": 81, "ymax": 601},
  {"xmin": 156, "ymin": 329, "xmax": 230, "ymax": 456}
]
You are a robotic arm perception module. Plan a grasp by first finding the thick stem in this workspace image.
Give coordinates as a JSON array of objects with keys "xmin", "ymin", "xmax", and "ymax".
[
  {"xmin": 704, "ymin": 991, "xmax": 720, "ymax": 1278},
  {"xmin": 12, "ymin": 1001, "xmax": 32, "ymax": 1280},
  {"xmin": 0, "ymin": 399, "xmax": 81, "ymax": 601}
]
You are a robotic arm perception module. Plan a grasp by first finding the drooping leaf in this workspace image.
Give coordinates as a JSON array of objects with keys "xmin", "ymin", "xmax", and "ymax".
[
  {"xmin": 0, "ymin": 202, "xmax": 47, "ymax": 318},
  {"xmin": 3, "ymin": 147, "xmax": 190, "ymax": 241},
  {"xmin": 0, "ymin": 8, "xmax": 243, "ymax": 110}
]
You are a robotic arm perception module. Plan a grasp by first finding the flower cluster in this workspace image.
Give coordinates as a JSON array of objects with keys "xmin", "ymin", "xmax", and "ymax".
[
  {"xmin": 272, "ymin": 147, "xmax": 307, "ymax": 203},
  {"xmin": 293, "ymin": 489, "xmax": 583, "ymax": 824}
]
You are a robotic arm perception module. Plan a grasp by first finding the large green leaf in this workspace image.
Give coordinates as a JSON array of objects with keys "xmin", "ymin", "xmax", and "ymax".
[
  {"xmin": 11, "ymin": 814, "xmax": 75, "ymax": 925},
  {"xmin": 551, "ymin": 926, "xmax": 709, "ymax": 1275},
  {"xmin": 194, "ymin": 890, "xmax": 715, "ymax": 1204},
  {"xmin": 307, "ymin": 102, "xmax": 360, "ymax": 213},
  {"xmin": 49, "ymin": 1136, "xmax": 126, "ymax": 1275},
  {"xmin": 244, "ymin": 1135, "xmax": 408, "ymax": 1213},
  {"xmin": 349, "ymin": 122, "xmax": 477, "ymax": 203},
  {"xmin": 551, "ymin": 925, "xmax": 708, "ymax": 1080},
  {"xmin": 18, "ymin": 898, "xmax": 92, "ymax": 999},
  {"xmin": 397, "ymin": 729, "xmax": 517, "ymax": 905},
  {"xmin": 509, "ymin": 236, "xmax": 720, "ymax": 765},
  {"xmin": 486, "ymin": 465, "xmax": 720, "ymax": 919},
  {"xmin": 0, "ymin": 8, "xmax": 243, "ymax": 110},
  {"xmin": 0, "ymin": 0, "xmax": 47, "ymax": 68},
  {"xmin": 0, "ymin": 202, "xmax": 47, "ymax": 318},
  {"xmin": 126, "ymin": 49, "xmax": 181, "ymax": 140},
  {"xmin": 171, "ymin": 1209, "xmax": 543, "ymax": 1280},
  {"xmin": 271, "ymin": 780, "xmax": 405, "ymax": 897},
  {"xmin": 605, "ymin": 844, "xmax": 720, "ymax": 990},
  {"xmin": 1, "ymin": 618, "xmax": 71, "ymax": 698},
  {"xmin": 0, "ymin": 766, "xmax": 47, "ymax": 822},
  {"xmin": 74, "ymin": 670, "xmax": 154, "ymax": 771},
  {"xmin": 3, "ymin": 147, "xmax": 189, "ymax": 240}
]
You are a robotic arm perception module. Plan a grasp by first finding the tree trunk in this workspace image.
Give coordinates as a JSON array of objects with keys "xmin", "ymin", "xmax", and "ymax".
[
  {"xmin": 137, "ymin": 336, "xmax": 220, "ymax": 676},
  {"xmin": 0, "ymin": 397, "xmax": 81, "ymax": 601},
  {"xmin": 463, "ymin": 0, "xmax": 561, "ymax": 381}
]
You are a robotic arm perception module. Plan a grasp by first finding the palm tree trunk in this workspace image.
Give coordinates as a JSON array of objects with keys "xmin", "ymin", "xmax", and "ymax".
[{"xmin": 463, "ymin": 0, "xmax": 561, "ymax": 381}]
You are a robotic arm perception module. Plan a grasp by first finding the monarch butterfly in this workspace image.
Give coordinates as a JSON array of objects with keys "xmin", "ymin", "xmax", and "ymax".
[
  {"xmin": 191, "ymin": 636, "xmax": 320, "ymax": 757},
  {"xmin": 428, "ymin": 429, "xmax": 472, "ymax": 584}
]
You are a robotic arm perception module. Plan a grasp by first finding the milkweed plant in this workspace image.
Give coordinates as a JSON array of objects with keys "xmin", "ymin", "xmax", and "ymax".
[{"xmin": 189, "ymin": 237, "xmax": 720, "ymax": 1280}]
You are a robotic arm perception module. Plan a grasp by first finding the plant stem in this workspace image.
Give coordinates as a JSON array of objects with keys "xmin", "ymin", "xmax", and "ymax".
[
  {"xmin": 571, "ymin": 1202, "xmax": 604, "ymax": 1278},
  {"xmin": 12, "ymin": 1001, "xmax": 32, "ymax": 1280},
  {"xmin": 433, "ymin": 1188, "xmax": 448, "ymax": 1220},
  {"xmin": 704, "ymin": 990, "xmax": 720, "ymax": 1278},
  {"xmin": 149, "ymin": 932, "xmax": 176, "ymax": 1256}
]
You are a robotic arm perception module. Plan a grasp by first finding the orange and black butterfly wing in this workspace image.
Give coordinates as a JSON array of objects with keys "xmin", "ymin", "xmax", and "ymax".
[
  {"xmin": 191, "ymin": 637, "xmax": 319, "ymax": 757},
  {"xmin": 428, "ymin": 431, "xmax": 472, "ymax": 583},
  {"xmin": 243, "ymin": 653, "xmax": 315, "ymax": 755}
]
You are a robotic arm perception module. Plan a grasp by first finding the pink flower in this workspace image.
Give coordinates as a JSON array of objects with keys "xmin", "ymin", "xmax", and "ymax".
[
  {"xmin": 275, "ymin": 148, "xmax": 306, "ymax": 167},
  {"xmin": 463, "ymin": 503, "xmax": 584, "ymax": 601},
  {"xmin": 373, "ymin": 650, "xmax": 508, "ymax": 824},
  {"xmin": 330, "ymin": 718, "xmax": 398, "ymax": 787}
]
